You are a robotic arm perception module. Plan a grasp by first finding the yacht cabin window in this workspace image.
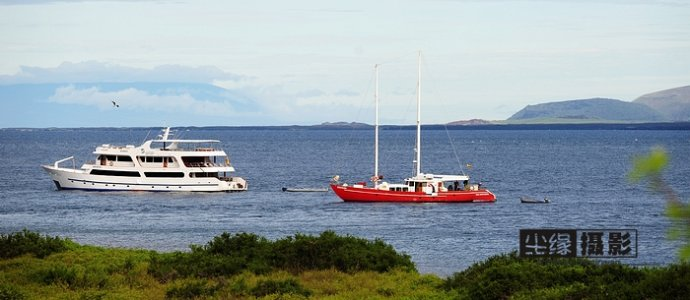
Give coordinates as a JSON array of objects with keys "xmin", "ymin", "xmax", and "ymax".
[
  {"xmin": 90, "ymin": 169, "xmax": 140, "ymax": 177},
  {"xmin": 139, "ymin": 156, "xmax": 174, "ymax": 163},
  {"xmin": 144, "ymin": 172, "xmax": 184, "ymax": 178},
  {"xmin": 98, "ymin": 155, "xmax": 133, "ymax": 162}
]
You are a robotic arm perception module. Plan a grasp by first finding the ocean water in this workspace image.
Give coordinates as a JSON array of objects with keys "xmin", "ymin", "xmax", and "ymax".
[{"xmin": 1, "ymin": 128, "xmax": 689, "ymax": 275}]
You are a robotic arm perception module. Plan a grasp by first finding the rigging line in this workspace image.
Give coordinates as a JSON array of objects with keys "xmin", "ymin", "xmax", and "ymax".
[
  {"xmin": 374, "ymin": 57, "xmax": 418, "ymax": 181},
  {"xmin": 387, "ymin": 73, "xmax": 420, "ymax": 177},
  {"xmin": 390, "ymin": 52, "xmax": 424, "ymax": 177},
  {"xmin": 379, "ymin": 61, "xmax": 417, "ymax": 180},
  {"xmin": 420, "ymin": 53, "xmax": 467, "ymax": 175},
  {"xmin": 444, "ymin": 124, "xmax": 465, "ymax": 176},
  {"xmin": 141, "ymin": 129, "xmax": 151, "ymax": 145},
  {"xmin": 334, "ymin": 65, "xmax": 377, "ymax": 180}
]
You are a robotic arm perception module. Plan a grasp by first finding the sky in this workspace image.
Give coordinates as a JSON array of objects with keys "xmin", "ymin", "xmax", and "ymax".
[{"xmin": 1, "ymin": 0, "xmax": 689, "ymax": 127}]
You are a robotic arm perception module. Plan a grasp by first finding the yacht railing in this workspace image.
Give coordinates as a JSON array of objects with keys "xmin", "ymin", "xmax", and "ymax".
[
  {"xmin": 54, "ymin": 156, "xmax": 76, "ymax": 169},
  {"xmin": 152, "ymin": 147, "xmax": 221, "ymax": 152},
  {"xmin": 85, "ymin": 160, "xmax": 136, "ymax": 167},
  {"xmin": 150, "ymin": 141, "xmax": 221, "ymax": 152},
  {"xmin": 184, "ymin": 162, "xmax": 228, "ymax": 168}
]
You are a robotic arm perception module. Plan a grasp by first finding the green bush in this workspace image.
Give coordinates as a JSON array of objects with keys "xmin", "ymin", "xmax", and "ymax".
[
  {"xmin": 149, "ymin": 231, "xmax": 415, "ymax": 280},
  {"xmin": 149, "ymin": 250, "xmax": 249, "ymax": 281},
  {"xmin": 0, "ymin": 284, "xmax": 25, "ymax": 300},
  {"xmin": 443, "ymin": 252, "xmax": 690, "ymax": 299},
  {"xmin": 201, "ymin": 232, "xmax": 272, "ymax": 274},
  {"xmin": 36, "ymin": 263, "xmax": 109, "ymax": 289},
  {"xmin": 0, "ymin": 229, "xmax": 72, "ymax": 259},
  {"xmin": 39, "ymin": 264, "xmax": 78, "ymax": 286},
  {"xmin": 512, "ymin": 282, "xmax": 589, "ymax": 300},
  {"xmin": 165, "ymin": 279, "xmax": 219, "ymax": 299},
  {"xmin": 637, "ymin": 263, "xmax": 690, "ymax": 299},
  {"xmin": 228, "ymin": 276, "xmax": 249, "ymax": 296},
  {"xmin": 269, "ymin": 231, "xmax": 414, "ymax": 273},
  {"xmin": 250, "ymin": 278, "xmax": 311, "ymax": 298}
]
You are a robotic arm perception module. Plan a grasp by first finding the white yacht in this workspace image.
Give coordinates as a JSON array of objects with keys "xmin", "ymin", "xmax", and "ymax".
[{"xmin": 42, "ymin": 127, "xmax": 247, "ymax": 192}]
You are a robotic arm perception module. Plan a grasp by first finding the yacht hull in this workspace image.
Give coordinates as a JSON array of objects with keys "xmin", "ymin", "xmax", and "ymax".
[
  {"xmin": 43, "ymin": 165, "xmax": 247, "ymax": 192},
  {"xmin": 330, "ymin": 184, "xmax": 496, "ymax": 203}
]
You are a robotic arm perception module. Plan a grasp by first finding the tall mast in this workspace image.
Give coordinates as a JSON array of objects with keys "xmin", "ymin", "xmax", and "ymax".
[
  {"xmin": 374, "ymin": 64, "xmax": 380, "ymax": 181},
  {"xmin": 415, "ymin": 51, "xmax": 422, "ymax": 176}
]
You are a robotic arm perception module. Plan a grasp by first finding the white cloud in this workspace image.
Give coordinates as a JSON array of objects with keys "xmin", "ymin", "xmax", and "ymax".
[
  {"xmin": 0, "ymin": 61, "xmax": 246, "ymax": 84},
  {"xmin": 49, "ymin": 85, "xmax": 236, "ymax": 116},
  {"xmin": 335, "ymin": 89, "xmax": 360, "ymax": 97},
  {"xmin": 294, "ymin": 89, "xmax": 326, "ymax": 98}
]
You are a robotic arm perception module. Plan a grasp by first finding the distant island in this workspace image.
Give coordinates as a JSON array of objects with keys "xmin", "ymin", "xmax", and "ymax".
[
  {"xmin": 505, "ymin": 98, "xmax": 666, "ymax": 123},
  {"xmin": 462, "ymin": 85, "xmax": 690, "ymax": 125},
  {"xmin": 446, "ymin": 119, "xmax": 494, "ymax": 126},
  {"xmin": 316, "ymin": 122, "xmax": 371, "ymax": 128}
]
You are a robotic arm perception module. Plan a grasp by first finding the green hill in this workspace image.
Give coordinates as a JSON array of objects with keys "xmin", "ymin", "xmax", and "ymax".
[{"xmin": 508, "ymin": 98, "xmax": 666, "ymax": 123}]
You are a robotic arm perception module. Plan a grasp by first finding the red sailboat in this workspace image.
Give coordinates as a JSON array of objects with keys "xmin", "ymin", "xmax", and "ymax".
[{"xmin": 330, "ymin": 52, "xmax": 496, "ymax": 203}]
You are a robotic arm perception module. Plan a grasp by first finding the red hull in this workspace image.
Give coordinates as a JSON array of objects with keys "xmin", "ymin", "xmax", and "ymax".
[{"xmin": 330, "ymin": 184, "xmax": 496, "ymax": 203}]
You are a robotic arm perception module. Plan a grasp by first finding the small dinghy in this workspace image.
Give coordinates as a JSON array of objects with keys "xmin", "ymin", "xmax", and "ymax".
[
  {"xmin": 282, "ymin": 187, "xmax": 329, "ymax": 193},
  {"xmin": 520, "ymin": 196, "xmax": 550, "ymax": 203}
]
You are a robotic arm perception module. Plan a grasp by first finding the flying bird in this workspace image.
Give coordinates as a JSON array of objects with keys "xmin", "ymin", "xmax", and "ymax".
[{"xmin": 111, "ymin": 100, "xmax": 119, "ymax": 108}]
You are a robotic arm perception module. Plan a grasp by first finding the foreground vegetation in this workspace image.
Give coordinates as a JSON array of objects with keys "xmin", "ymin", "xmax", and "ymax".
[{"xmin": 1, "ymin": 230, "xmax": 689, "ymax": 299}]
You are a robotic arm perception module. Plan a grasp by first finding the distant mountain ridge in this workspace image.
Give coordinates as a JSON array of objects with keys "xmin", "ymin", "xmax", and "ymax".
[
  {"xmin": 317, "ymin": 122, "xmax": 371, "ymax": 128},
  {"xmin": 633, "ymin": 85, "xmax": 690, "ymax": 121},
  {"xmin": 507, "ymin": 98, "xmax": 666, "ymax": 122},
  {"xmin": 446, "ymin": 119, "xmax": 493, "ymax": 126}
]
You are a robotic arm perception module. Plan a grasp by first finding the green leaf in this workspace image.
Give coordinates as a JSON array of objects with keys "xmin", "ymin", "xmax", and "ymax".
[
  {"xmin": 667, "ymin": 227, "xmax": 683, "ymax": 240},
  {"xmin": 679, "ymin": 245, "xmax": 690, "ymax": 261},
  {"xmin": 666, "ymin": 202, "xmax": 684, "ymax": 219},
  {"xmin": 629, "ymin": 147, "xmax": 668, "ymax": 183}
]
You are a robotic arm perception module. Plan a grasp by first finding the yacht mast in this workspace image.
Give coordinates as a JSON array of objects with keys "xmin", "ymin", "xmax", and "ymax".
[
  {"xmin": 415, "ymin": 51, "xmax": 422, "ymax": 176},
  {"xmin": 374, "ymin": 64, "xmax": 380, "ymax": 181}
]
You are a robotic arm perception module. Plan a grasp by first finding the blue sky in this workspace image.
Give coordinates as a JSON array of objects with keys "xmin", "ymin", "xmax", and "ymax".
[{"xmin": 1, "ymin": 0, "xmax": 689, "ymax": 127}]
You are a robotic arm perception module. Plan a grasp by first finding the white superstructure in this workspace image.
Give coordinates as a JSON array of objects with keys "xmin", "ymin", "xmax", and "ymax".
[{"xmin": 42, "ymin": 127, "xmax": 247, "ymax": 192}]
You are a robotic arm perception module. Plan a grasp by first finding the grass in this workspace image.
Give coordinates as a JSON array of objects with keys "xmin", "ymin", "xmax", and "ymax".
[{"xmin": 1, "ymin": 230, "xmax": 689, "ymax": 299}]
